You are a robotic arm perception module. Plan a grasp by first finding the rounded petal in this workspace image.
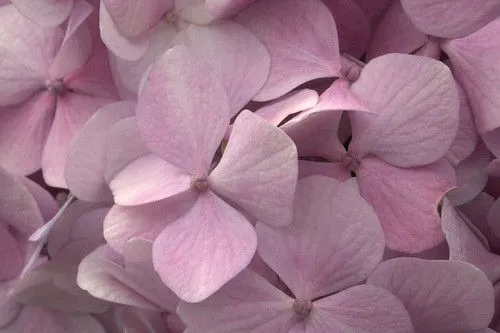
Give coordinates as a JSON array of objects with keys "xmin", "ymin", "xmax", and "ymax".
[
  {"xmin": 11, "ymin": 0, "xmax": 74, "ymax": 26},
  {"xmin": 152, "ymin": 191, "xmax": 257, "ymax": 302},
  {"xmin": 350, "ymin": 54, "xmax": 459, "ymax": 168},
  {"xmin": 236, "ymin": 0, "xmax": 341, "ymax": 101}
]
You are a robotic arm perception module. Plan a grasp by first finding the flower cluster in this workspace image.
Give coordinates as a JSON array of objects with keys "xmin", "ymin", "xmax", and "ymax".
[{"xmin": 1, "ymin": 0, "xmax": 500, "ymax": 332}]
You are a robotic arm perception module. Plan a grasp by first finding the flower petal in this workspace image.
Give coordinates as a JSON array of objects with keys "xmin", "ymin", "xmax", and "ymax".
[
  {"xmin": 257, "ymin": 176, "xmax": 384, "ymax": 299},
  {"xmin": 209, "ymin": 110, "xmax": 297, "ymax": 227},
  {"xmin": 350, "ymin": 54, "xmax": 459, "ymax": 167},
  {"xmin": 65, "ymin": 101, "xmax": 135, "ymax": 203},
  {"xmin": 357, "ymin": 157, "xmax": 456, "ymax": 253},
  {"xmin": 236, "ymin": 0, "xmax": 341, "ymax": 101},
  {"xmin": 368, "ymin": 258, "xmax": 495, "ymax": 333},
  {"xmin": 180, "ymin": 21, "xmax": 270, "ymax": 114},
  {"xmin": 41, "ymin": 94, "xmax": 113, "ymax": 188},
  {"xmin": 205, "ymin": 0, "xmax": 256, "ymax": 17},
  {"xmin": 401, "ymin": 0, "xmax": 500, "ymax": 38},
  {"xmin": 310, "ymin": 285, "xmax": 413, "ymax": 333},
  {"xmin": 136, "ymin": 45, "xmax": 229, "ymax": 174},
  {"xmin": 152, "ymin": 191, "xmax": 257, "ymax": 302},
  {"xmin": 178, "ymin": 269, "xmax": 295, "ymax": 333},
  {"xmin": 442, "ymin": 18, "xmax": 500, "ymax": 134},
  {"xmin": 11, "ymin": 0, "xmax": 74, "ymax": 26}
]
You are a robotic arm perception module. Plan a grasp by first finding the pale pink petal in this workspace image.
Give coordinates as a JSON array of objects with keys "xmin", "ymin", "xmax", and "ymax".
[
  {"xmin": 3, "ymin": 306, "xmax": 106, "ymax": 333},
  {"xmin": 99, "ymin": 1, "xmax": 151, "ymax": 61},
  {"xmin": 323, "ymin": 0, "xmax": 371, "ymax": 58},
  {"xmin": 0, "ymin": 283, "xmax": 22, "ymax": 327},
  {"xmin": 104, "ymin": 191, "xmax": 197, "ymax": 253},
  {"xmin": 205, "ymin": 0, "xmax": 256, "ymax": 17},
  {"xmin": 310, "ymin": 285, "xmax": 413, "ymax": 333},
  {"xmin": 368, "ymin": 258, "xmax": 495, "ymax": 333},
  {"xmin": 109, "ymin": 154, "xmax": 191, "ymax": 206},
  {"xmin": 102, "ymin": 0, "xmax": 172, "ymax": 37},
  {"xmin": 209, "ymin": 110, "xmax": 297, "ymax": 227},
  {"xmin": 152, "ymin": 191, "xmax": 257, "ymax": 302},
  {"xmin": 298, "ymin": 160, "xmax": 349, "ymax": 181},
  {"xmin": 136, "ymin": 45, "xmax": 229, "ymax": 174},
  {"xmin": 350, "ymin": 54, "xmax": 459, "ymax": 167},
  {"xmin": 41, "ymin": 94, "xmax": 113, "ymax": 188},
  {"xmin": 104, "ymin": 117, "xmax": 150, "ymax": 185},
  {"xmin": 353, "ymin": 0, "xmax": 392, "ymax": 25},
  {"xmin": 176, "ymin": 0, "xmax": 215, "ymax": 25},
  {"xmin": 442, "ymin": 18, "xmax": 500, "ymax": 134},
  {"xmin": 366, "ymin": 0, "xmax": 428, "ymax": 60},
  {"xmin": 257, "ymin": 176, "xmax": 384, "ymax": 299},
  {"xmin": 401, "ymin": 0, "xmax": 500, "ymax": 38},
  {"xmin": 254, "ymin": 89, "xmax": 319, "ymax": 127},
  {"xmin": 49, "ymin": 0, "xmax": 93, "ymax": 79},
  {"xmin": 282, "ymin": 110, "xmax": 345, "ymax": 161},
  {"xmin": 178, "ymin": 269, "xmax": 296, "ymax": 333},
  {"xmin": 180, "ymin": 21, "xmax": 270, "ymax": 114},
  {"xmin": 20, "ymin": 177, "xmax": 58, "ymax": 222},
  {"xmin": 114, "ymin": 307, "xmax": 170, "ymax": 333},
  {"xmin": 460, "ymin": 192, "xmax": 500, "ymax": 249},
  {"xmin": 0, "ymin": 225, "xmax": 23, "ymax": 280},
  {"xmin": 308, "ymin": 79, "xmax": 370, "ymax": 114},
  {"xmin": 0, "ymin": 92, "xmax": 56, "ymax": 175},
  {"xmin": 65, "ymin": 101, "xmax": 135, "ymax": 203},
  {"xmin": 0, "ymin": 166, "xmax": 45, "ymax": 236},
  {"xmin": 357, "ymin": 157, "xmax": 456, "ymax": 253},
  {"xmin": 442, "ymin": 198, "xmax": 500, "ymax": 283},
  {"xmin": 483, "ymin": 130, "xmax": 500, "ymax": 159},
  {"xmin": 77, "ymin": 242, "xmax": 178, "ymax": 312},
  {"xmin": 11, "ymin": 0, "xmax": 74, "ymax": 26},
  {"xmin": 236, "ymin": 0, "xmax": 341, "ymax": 101},
  {"xmin": 445, "ymin": 82, "xmax": 478, "ymax": 165},
  {"xmin": 0, "ymin": 5, "xmax": 63, "ymax": 106},
  {"xmin": 447, "ymin": 143, "xmax": 492, "ymax": 206}
]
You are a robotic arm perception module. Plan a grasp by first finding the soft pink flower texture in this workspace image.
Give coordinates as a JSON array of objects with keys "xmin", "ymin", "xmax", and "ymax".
[{"xmin": 0, "ymin": 0, "xmax": 499, "ymax": 332}]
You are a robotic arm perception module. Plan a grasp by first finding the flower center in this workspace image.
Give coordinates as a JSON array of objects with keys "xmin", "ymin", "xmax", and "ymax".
[
  {"xmin": 293, "ymin": 299, "xmax": 313, "ymax": 319},
  {"xmin": 341, "ymin": 151, "xmax": 361, "ymax": 173},
  {"xmin": 164, "ymin": 10, "xmax": 178, "ymax": 24},
  {"xmin": 46, "ymin": 79, "xmax": 66, "ymax": 96},
  {"xmin": 191, "ymin": 175, "xmax": 209, "ymax": 191}
]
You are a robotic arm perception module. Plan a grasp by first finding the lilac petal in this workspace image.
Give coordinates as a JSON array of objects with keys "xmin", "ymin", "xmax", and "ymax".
[
  {"xmin": 442, "ymin": 18, "xmax": 500, "ymax": 134},
  {"xmin": 65, "ymin": 101, "xmax": 135, "ymax": 203},
  {"xmin": 322, "ymin": 0, "xmax": 371, "ymax": 58},
  {"xmin": 49, "ymin": 0, "xmax": 93, "ymax": 79},
  {"xmin": 181, "ymin": 21, "xmax": 270, "ymax": 114},
  {"xmin": 3, "ymin": 306, "xmax": 106, "ymax": 333},
  {"xmin": 0, "ymin": 5, "xmax": 62, "ymax": 106},
  {"xmin": 460, "ymin": 193, "xmax": 500, "ymax": 249},
  {"xmin": 77, "ymin": 241, "xmax": 178, "ymax": 312},
  {"xmin": 254, "ymin": 89, "xmax": 319, "ymax": 127},
  {"xmin": 357, "ymin": 157, "xmax": 456, "ymax": 253},
  {"xmin": 0, "ymin": 166, "xmax": 45, "ymax": 236},
  {"xmin": 205, "ymin": 0, "xmax": 256, "ymax": 17},
  {"xmin": 366, "ymin": 0, "xmax": 427, "ymax": 60},
  {"xmin": 20, "ymin": 177, "xmax": 58, "ymax": 222},
  {"xmin": 136, "ymin": 45, "xmax": 230, "ymax": 175},
  {"xmin": 41, "ymin": 94, "xmax": 113, "ymax": 188},
  {"xmin": 368, "ymin": 258, "xmax": 495, "ymax": 333},
  {"xmin": 308, "ymin": 79, "xmax": 370, "ymax": 114},
  {"xmin": 0, "ymin": 224, "xmax": 23, "ymax": 280},
  {"xmin": 442, "ymin": 198, "xmax": 500, "ymax": 283},
  {"xmin": 109, "ymin": 154, "xmax": 192, "ymax": 206},
  {"xmin": 11, "ymin": 0, "xmax": 74, "ymax": 26},
  {"xmin": 257, "ymin": 176, "xmax": 384, "ymax": 300},
  {"xmin": 0, "ymin": 283, "xmax": 22, "ymax": 327},
  {"xmin": 152, "ymin": 191, "xmax": 257, "ymax": 302},
  {"xmin": 483, "ymin": 130, "xmax": 500, "ymax": 159},
  {"xmin": 283, "ymin": 110, "xmax": 345, "ymax": 161},
  {"xmin": 104, "ymin": 117, "xmax": 150, "ymax": 185},
  {"xmin": 447, "ymin": 143, "xmax": 492, "ymax": 206},
  {"xmin": 0, "ymin": 92, "xmax": 56, "ymax": 175},
  {"xmin": 445, "ymin": 82, "xmax": 478, "ymax": 165},
  {"xmin": 401, "ymin": 0, "xmax": 500, "ymax": 38},
  {"xmin": 98, "ymin": 1, "xmax": 151, "ymax": 61},
  {"xmin": 104, "ymin": 190, "xmax": 197, "ymax": 254},
  {"xmin": 236, "ymin": 0, "xmax": 341, "ymax": 101},
  {"xmin": 353, "ymin": 0, "xmax": 392, "ymax": 25},
  {"xmin": 487, "ymin": 198, "xmax": 500, "ymax": 242},
  {"xmin": 350, "ymin": 54, "xmax": 459, "ymax": 167},
  {"xmin": 102, "ymin": 0, "xmax": 172, "ymax": 37},
  {"xmin": 209, "ymin": 110, "xmax": 297, "ymax": 227},
  {"xmin": 298, "ymin": 160, "xmax": 349, "ymax": 181},
  {"xmin": 310, "ymin": 285, "xmax": 413, "ymax": 333},
  {"xmin": 178, "ymin": 269, "xmax": 296, "ymax": 333}
]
